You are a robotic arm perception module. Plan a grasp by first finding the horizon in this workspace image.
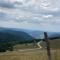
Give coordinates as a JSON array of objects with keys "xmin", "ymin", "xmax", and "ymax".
[{"xmin": 0, "ymin": 27, "xmax": 60, "ymax": 33}]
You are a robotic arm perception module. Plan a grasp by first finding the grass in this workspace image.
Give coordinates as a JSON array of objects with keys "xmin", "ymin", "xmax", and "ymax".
[
  {"xmin": 50, "ymin": 39, "xmax": 60, "ymax": 49},
  {"xmin": 0, "ymin": 49, "xmax": 60, "ymax": 60},
  {"xmin": 14, "ymin": 39, "xmax": 60, "ymax": 50},
  {"xmin": 0, "ymin": 49, "xmax": 47, "ymax": 60},
  {"xmin": 0, "ymin": 39, "xmax": 60, "ymax": 60},
  {"xmin": 14, "ymin": 43, "xmax": 37, "ymax": 50},
  {"xmin": 40, "ymin": 39, "xmax": 60, "ymax": 49}
]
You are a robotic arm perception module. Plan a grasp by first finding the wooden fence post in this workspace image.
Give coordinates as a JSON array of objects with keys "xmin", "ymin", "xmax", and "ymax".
[{"xmin": 44, "ymin": 32, "xmax": 51, "ymax": 60}]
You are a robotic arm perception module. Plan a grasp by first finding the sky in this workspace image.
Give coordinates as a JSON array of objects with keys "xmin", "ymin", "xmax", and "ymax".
[{"xmin": 0, "ymin": 0, "xmax": 60, "ymax": 32}]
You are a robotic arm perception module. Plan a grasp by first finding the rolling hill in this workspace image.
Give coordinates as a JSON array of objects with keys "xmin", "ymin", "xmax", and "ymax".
[
  {"xmin": 0, "ymin": 29, "xmax": 34, "ymax": 43},
  {"xmin": 0, "ymin": 27, "xmax": 60, "ymax": 40},
  {"xmin": 0, "ymin": 27, "xmax": 60, "ymax": 52}
]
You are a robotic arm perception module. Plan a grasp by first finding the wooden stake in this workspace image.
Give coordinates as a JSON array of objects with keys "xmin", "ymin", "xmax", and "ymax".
[{"xmin": 44, "ymin": 32, "xmax": 51, "ymax": 60}]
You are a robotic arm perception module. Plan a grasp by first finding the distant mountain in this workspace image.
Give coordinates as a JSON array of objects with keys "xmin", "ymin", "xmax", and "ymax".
[
  {"xmin": 27, "ymin": 31, "xmax": 44, "ymax": 39},
  {"xmin": 0, "ymin": 27, "xmax": 60, "ymax": 40},
  {"xmin": 0, "ymin": 27, "xmax": 36, "ymax": 52},
  {"xmin": 0, "ymin": 28, "xmax": 34, "ymax": 43},
  {"xmin": 28, "ymin": 31, "xmax": 60, "ymax": 39}
]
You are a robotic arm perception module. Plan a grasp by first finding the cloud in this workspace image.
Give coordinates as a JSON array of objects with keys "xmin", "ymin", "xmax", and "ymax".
[
  {"xmin": 42, "ymin": 15, "xmax": 53, "ymax": 19},
  {"xmin": 15, "ymin": 0, "xmax": 60, "ymax": 13},
  {"xmin": 0, "ymin": 0, "xmax": 15, "ymax": 8},
  {"xmin": 0, "ymin": 0, "xmax": 60, "ymax": 32}
]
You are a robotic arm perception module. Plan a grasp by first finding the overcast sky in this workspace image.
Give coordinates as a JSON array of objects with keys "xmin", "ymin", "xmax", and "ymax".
[{"xmin": 0, "ymin": 0, "xmax": 60, "ymax": 32}]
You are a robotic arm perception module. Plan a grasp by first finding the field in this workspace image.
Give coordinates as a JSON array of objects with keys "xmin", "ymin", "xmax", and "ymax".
[
  {"xmin": 0, "ymin": 39, "xmax": 60, "ymax": 60},
  {"xmin": 0, "ymin": 49, "xmax": 60, "ymax": 60}
]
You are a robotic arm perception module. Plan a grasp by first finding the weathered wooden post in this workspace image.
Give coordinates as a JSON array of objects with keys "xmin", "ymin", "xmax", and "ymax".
[{"xmin": 44, "ymin": 32, "xmax": 51, "ymax": 60}]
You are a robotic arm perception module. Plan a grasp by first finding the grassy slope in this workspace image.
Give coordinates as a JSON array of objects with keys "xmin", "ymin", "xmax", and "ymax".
[
  {"xmin": 14, "ymin": 39, "xmax": 60, "ymax": 50},
  {"xmin": 50, "ymin": 39, "xmax": 60, "ymax": 49},
  {"xmin": 0, "ymin": 39, "xmax": 60, "ymax": 60},
  {"xmin": 0, "ymin": 49, "xmax": 60, "ymax": 60}
]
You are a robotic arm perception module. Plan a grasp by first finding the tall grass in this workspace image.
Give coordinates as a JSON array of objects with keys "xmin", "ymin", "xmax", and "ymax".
[
  {"xmin": 0, "ymin": 49, "xmax": 60, "ymax": 60},
  {"xmin": 0, "ymin": 39, "xmax": 60, "ymax": 60}
]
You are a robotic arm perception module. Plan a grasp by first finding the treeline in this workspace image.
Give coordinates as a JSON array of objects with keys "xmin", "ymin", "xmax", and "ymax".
[
  {"xmin": 0, "ymin": 31, "xmax": 34, "ymax": 52},
  {"xmin": 0, "ymin": 41, "xmax": 18, "ymax": 52}
]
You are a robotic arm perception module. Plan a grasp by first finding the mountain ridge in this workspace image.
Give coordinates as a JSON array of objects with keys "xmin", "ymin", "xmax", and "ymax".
[{"xmin": 0, "ymin": 27, "xmax": 60, "ymax": 39}]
